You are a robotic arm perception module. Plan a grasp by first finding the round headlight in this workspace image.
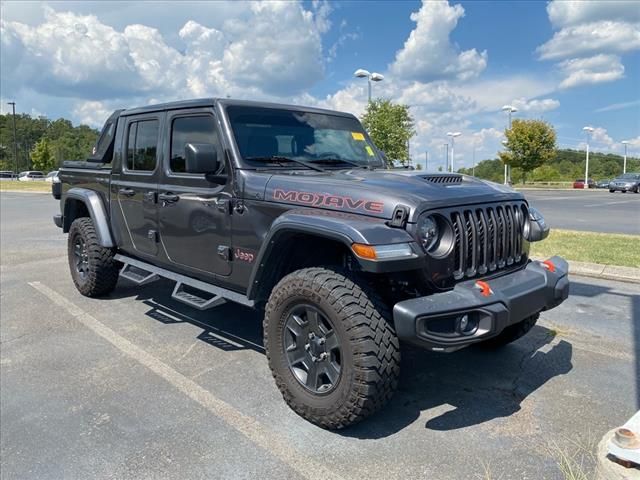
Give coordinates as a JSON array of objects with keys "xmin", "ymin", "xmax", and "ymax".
[{"xmin": 418, "ymin": 215, "xmax": 439, "ymax": 251}]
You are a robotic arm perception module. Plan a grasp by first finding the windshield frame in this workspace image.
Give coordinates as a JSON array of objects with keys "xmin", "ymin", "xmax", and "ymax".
[{"xmin": 220, "ymin": 102, "xmax": 385, "ymax": 171}]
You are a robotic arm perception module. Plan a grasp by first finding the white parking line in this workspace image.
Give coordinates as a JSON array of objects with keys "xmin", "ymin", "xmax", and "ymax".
[
  {"xmin": 583, "ymin": 200, "xmax": 639, "ymax": 207},
  {"xmin": 29, "ymin": 281, "xmax": 346, "ymax": 480}
]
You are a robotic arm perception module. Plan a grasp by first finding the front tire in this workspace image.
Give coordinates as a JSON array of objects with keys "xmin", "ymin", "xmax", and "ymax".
[
  {"xmin": 264, "ymin": 268, "xmax": 400, "ymax": 429},
  {"xmin": 68, "ymin": 217, "xmax": 119, "ymax": 297}
]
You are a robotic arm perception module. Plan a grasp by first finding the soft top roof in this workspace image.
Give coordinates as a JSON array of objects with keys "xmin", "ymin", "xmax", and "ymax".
[{"xmin": 120, "ymin": 98, "xmax": 356, "ymax": 119}]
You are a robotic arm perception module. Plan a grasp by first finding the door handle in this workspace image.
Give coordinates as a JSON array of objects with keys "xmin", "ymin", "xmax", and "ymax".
[
  {"xmin": 158, "ymin": 192, "xmax": 179, "ymax": 205},
  {"xmin": 118, "ymin": 188, "xmax": 135, "ymax": 197}
]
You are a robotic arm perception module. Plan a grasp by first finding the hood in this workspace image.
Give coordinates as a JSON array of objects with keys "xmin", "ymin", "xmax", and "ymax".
[{"xmin": 263, "ymin": 169, "xmax": 524, "ymax": 221}]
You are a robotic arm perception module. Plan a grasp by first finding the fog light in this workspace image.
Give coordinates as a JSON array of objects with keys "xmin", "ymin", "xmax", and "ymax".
[{"xmin": 457, "ymin": 314, "xmax": 479, "ymax": 336}]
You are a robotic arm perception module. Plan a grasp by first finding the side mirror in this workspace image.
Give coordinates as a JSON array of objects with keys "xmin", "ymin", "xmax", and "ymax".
[{"xmin": 185, "ymin": 143, "xmax": 219, "ymax": 174}]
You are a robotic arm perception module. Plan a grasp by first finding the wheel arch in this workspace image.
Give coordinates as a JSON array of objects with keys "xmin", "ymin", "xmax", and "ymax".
[
  {"xmin": 63, "ymin": 188, "xmax": 114, "ymax": 247},
  {"xmin": 247, "ymin": 224, "xmax": 354, "ymax": 304}
]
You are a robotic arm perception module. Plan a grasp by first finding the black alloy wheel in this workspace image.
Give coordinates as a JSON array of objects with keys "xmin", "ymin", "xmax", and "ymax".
[{"xmin": 283, "ymin": 304, "xmax": 342, "ymax": 394}]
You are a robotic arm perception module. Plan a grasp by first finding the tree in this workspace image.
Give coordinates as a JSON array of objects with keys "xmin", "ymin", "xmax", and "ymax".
[
  {"xmin": 499, "ymin": 119, "xmax": 557, "ymax": 184},
  {"xmin": 361, "ymin": 99, "xmax": 415, "ymax": 164},
  {"xmin": 31, "ymin": 138, "xmax": 56, "ymax": 172}
]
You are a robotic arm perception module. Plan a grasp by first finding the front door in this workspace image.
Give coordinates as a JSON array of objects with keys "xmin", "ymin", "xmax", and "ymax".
[
  {"xmin": 115, "ymin": 115, "xmax": 162, "ymax": 257},
  {"xmin": 158, "ymin": 109, "xmax": 232, "ymax": 276}
]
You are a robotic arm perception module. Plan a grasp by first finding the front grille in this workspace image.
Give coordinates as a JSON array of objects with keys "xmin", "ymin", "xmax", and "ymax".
[{"xmin": 449, "ymin": 203, "xmax": 527, "ymax": 280}]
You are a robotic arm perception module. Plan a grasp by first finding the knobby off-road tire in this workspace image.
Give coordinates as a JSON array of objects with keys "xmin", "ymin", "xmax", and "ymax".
[
  {"xmin": 264, "ymin": 268, "xmax": 400, "ymax": 429},
  {"xmin": 480, "ymin": 313, "xmax": 539, "ymax": 349},
  {"xmin": 68, "ymin": 217, "xmax": 119, "ymax": 297}
]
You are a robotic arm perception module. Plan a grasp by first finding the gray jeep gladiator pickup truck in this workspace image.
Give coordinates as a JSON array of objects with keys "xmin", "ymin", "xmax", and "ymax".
[{"xmin": 53, "ymin": 98, "xmax": 569, "ymax": 429}]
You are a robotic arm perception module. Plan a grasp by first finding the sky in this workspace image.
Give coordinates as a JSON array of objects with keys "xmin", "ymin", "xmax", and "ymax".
[{"xmin": 1, "ymin": 0, "xmax": 639, "ymax": 170}]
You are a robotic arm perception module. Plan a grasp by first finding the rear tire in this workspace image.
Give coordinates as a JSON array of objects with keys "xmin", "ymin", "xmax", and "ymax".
[
  {"xmin": 609, "ymin": 189, "xmax": 615, "ymax": 193},
  {"xmin": 264, "ymin": 267, "xmax": 400, "ymax": 429},
  {"xmin": 68, "ymin": 217, "xmax": 119, "ymax": 297},
  {"xmin": 479, "ymin": 314, "xmax": 539, "ymax": 349}
]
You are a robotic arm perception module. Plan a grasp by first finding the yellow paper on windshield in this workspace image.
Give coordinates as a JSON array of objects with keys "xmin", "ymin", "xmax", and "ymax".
[
  {"xmin": 351, "ymin": 132, "xmax": 365, "ymax": 141},
  {"xmin": 365, "ymin": 145, "xmax": 374, "ymax": 156}
]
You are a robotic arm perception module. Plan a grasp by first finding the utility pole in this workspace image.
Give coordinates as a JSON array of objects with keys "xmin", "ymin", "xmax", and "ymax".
[{"xmin": 7, "ymin": 102, "xmax": 18, "ymax": 175}]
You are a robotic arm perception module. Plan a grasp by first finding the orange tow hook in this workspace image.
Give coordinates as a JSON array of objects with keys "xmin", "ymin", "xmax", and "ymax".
[
  {"xmin": 475, "ymin": 280, "xmax": 492, "ymax": 297},
  {"xmin": 542, "ymin": 260, "xmax": 556, "ymax": 272}
]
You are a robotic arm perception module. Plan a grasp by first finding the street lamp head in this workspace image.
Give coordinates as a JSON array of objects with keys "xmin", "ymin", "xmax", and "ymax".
[
  {"xmin": 583, "ymin": 126, "xmax": 594, "ymax": 133},
  {"xmin": 502, "ymin": 105, "xmax": 517, "ymax": 113},
  {"xmin": 354, "ymin": 69, "xmax": 370, "ymax": 78},
  {"xmin": 501, "ymin": 140, "xmax": 508, "ymax": 146},
  {"xmin": 446, "ymin": 132, "xmax": 461, "ymax": 138},
  {"xmin": 369, "ymin": 72, "xmax": 384, "ymax": 82},
  {"xmin": 621, "ymin": 140, "xmax": 629, "ymax": 145}
]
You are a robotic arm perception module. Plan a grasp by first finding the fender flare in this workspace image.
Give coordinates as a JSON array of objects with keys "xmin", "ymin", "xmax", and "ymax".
[
  {"xmin": 246, "ymin": 210, "xmax": 421, "ymax": 300},
  {"xmin": 63, "ymin": 188, "xmax": 114, "ymax": 247}
]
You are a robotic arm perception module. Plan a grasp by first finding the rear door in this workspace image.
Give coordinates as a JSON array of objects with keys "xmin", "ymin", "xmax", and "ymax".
[
  {"xmin": 114, "ymin": 114, "xmax": 162, "ymax": 257},
  {"xmin": 157, "ymin": 108, "xmax": 232, "ymax": 276}
]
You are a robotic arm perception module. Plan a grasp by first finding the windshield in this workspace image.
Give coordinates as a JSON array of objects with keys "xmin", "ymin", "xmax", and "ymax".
[
  {"xmin": 619, "ymin": 173, "xmax": 640, "ymax": 180},
  {"xmin": 227, "ymin": 105, "xmax": 382, "ymax": 169}
]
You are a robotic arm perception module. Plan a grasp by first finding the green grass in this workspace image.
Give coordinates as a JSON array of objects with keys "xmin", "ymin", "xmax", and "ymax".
[
  {"xmin": 531, "ymin": 229, "xmax": 640, "ymax": 268},
  {"xmin": 0, "ymin": 180, "xmax": 51, "ymax": 192}
]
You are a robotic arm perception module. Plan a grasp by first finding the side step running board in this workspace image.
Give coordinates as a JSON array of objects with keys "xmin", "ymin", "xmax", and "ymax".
[
  {"xmin": 119, "ymin": 263, "xmax": 159, "ymax": 286},
  {"xmin": 172, "ymin": 283, "xmax": 226, "ymax": 310},
  {"xmin": 115, "ymin": 254, "xmax": 254, "ymax": 309}
]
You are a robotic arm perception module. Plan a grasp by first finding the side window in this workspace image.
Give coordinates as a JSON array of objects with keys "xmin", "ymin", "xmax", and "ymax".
[
  {"xmin": 126, "ymin": 119, "xmax": 159, "ymax": 172},
  {"xmin": 170, "ymin": 115, "xmax": 222, "ymax": 173}
]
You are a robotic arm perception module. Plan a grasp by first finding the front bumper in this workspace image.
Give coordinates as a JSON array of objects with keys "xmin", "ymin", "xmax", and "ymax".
[
  {"xmin": 393, "ymin": 256, "xmax": 569, "ymax": 352},
  {"xmin": 609, "ymin": 184, "xmax": 635, "ymax": 192}
]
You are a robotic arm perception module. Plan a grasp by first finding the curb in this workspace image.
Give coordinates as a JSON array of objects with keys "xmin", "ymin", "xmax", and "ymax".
[
  {"xmin": 0, "ymin": 189, "xmax": 50, "ymax": 194},
  {"xmin": 533, "ymin": 257, "xmax": 640, "ymax": 284}
]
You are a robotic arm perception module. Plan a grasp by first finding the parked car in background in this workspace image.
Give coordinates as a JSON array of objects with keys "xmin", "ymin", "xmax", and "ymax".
[
  {"xmin": 45, "ymin": 171, "xmax": 60, "ymax": 183},
  {"xmin": 0, "ymin": 170, "xmax": 15, "ymax": 180},
  {"xmin": 17, "ymin": 171, "xmax": 45, "ymax": 181},
  {"xmin": 609, "ymin": 173, "xmax": 640, "ymax": 193},
  {"xmin": 595, "ymin": 179, "xmax": 611, "ymax": 189},
  {"xmin": 573, "ymin": 179, "xmax": 595, "ymax": 189}
]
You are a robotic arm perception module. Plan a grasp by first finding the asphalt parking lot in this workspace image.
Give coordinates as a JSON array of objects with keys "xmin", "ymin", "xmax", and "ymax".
[
  {"xmin": 1, "ymin": 192, "xmax": 639, "ymax": 479},
  {"xmin": 522, "ymin": 189, "xmax": 640, "ymax": 235}
]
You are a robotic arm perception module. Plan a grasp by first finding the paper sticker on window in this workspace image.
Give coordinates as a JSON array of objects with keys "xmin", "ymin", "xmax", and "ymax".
[
  {"xmin": 351, "ymin": 132, "xmax": 365, "ymax": 141},
  {"xmin": 365, "ymin": 146, "xmax": 374, "ymax": 156}
]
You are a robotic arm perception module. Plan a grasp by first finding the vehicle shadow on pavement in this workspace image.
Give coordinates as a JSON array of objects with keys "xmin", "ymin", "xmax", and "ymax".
[
  {"xmin": 109, "ymin": 279, "xmax": 265, "ymax": 354},
  {"xmin": 108, "ymin": 278, "xmax": 575, "ymax": 439},
  {"xmin": 341, "ymin": 327, "xmax": 573, "ymax": 439}
]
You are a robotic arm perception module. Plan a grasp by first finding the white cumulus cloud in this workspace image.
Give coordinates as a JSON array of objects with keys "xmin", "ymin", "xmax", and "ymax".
[
  {"xmin": 390, "ymin": 0, "xmax": 487, "ymax": 82},
  {"xmin": 558, "ymin": 54, "xmax": 625, "ymax": 89}
]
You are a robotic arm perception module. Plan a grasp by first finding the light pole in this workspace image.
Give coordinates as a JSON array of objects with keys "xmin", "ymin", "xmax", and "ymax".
[
  {"xmin": 446, "ymin": 132, "xmax": 461, "ymax": 173},
  {"xmin": 501, "ymin": 105, "xmax": 517, "ymax": 184},
  {"xmin": 7, "ymin": 102, "xmax": 18, "ymax": 175},
  {"xmin": 583, "ymin": 126, "xmax": 594, "ymax": 189},
  {"xmin": 621, "ymin": 140, "xmax": 629, "ymax": 174},
  {"xmin": 444, "ymin": 143, "xmax": 449, "ymax": 171},
  {"xmin": 425, "ymin": 151, "xmax": 428, "ymax": 172},
  {"xmin": 472, "ymin": 141, "xmax": 476, "ymax": 177},
  {"xmin": 354, "ymin": 69, "xmax": 384, "ymax": 104}
]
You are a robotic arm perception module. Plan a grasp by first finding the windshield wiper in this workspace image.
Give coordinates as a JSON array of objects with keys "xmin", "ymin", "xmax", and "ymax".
[
  {"xmin": 245, "ymin": 155, "xmax": 325, "ymax": 172},
  {"xmin": 309, "ymin": 158, "xmax": 368, "ymax": 169}
]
